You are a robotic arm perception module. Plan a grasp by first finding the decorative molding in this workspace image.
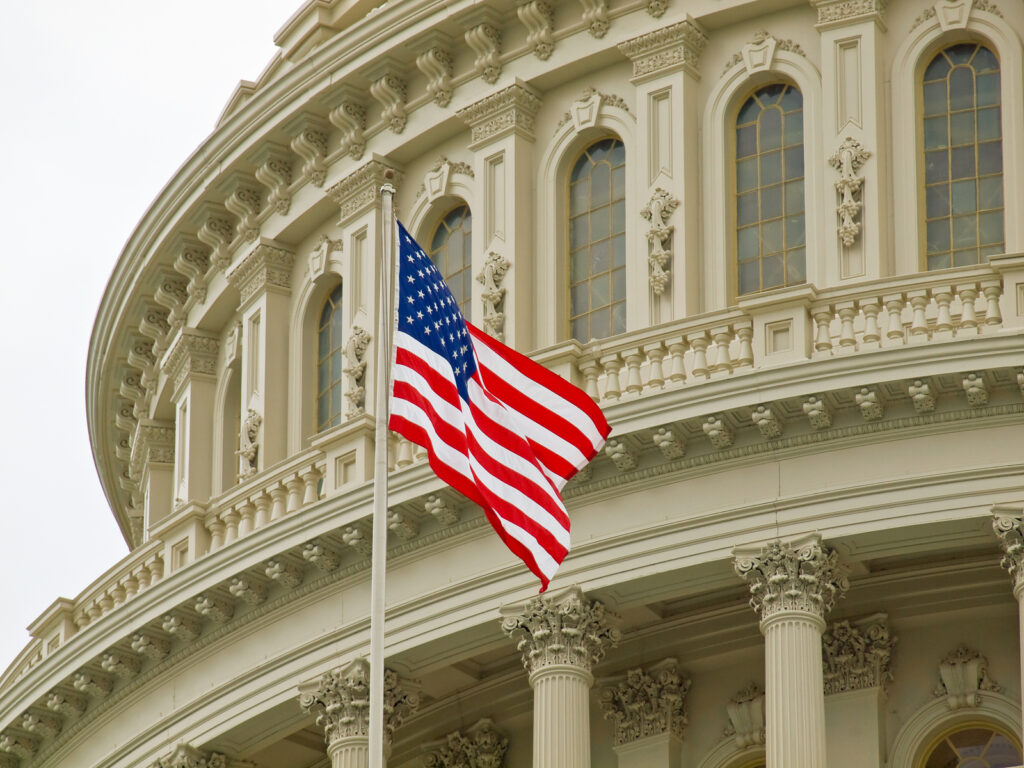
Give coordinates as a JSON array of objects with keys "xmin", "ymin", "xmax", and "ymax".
[
  {"xmin": 154, "ymin": 276, "xmax": 189, "ymax": 333},
  {"xmin": 285, "ymin": 113, "xmax": 330, "ymax": 188},
  {"xmin": 500, "ymin": 585, "xmax": 620, "ymax": 676},
  {"xmin": 415, "ymin": 34, "xmax": 455, "ymax": 107},
  {"xmin": 327, "ymin": 85, "xmax": 368, "ymax": 160},
  {"xmin": 418, "ymin": 156, "xmax": 475, "ymax": 201},
  {"xmin": 129, "ymin": 420, "xmax": 175, "ymax": 480},
  {"xmin": 171, "ymin": 235, "xmax": 211, "ymax": 305},
  {"xmin": 226, "ymin": 241, "xmax": 295, "ymax": 307},
  {"xmin": 130, "ymin": 632, "xmax": 169, "ymax": 661},
  {"xmin": 461, "ymin": 9, "xmax": 502, "ymax": 84},
  {"xmin": 723, "ymin": 683, "xmax": 765, "ymax": 748},
  {"xmin": 829, "ymin": 137, "xmax": 871, "ymax": 247},
  {"xmin": 387, "ymin": 510, "xmax": 419, "ymax": 541},
  {"xmin": 20, "ymin": 712, "xmax": 60, "ymax": 739},
  {"xmin": 751, "ymin": 405, "xmax": 784, "ymax": 439},
  {"xmin": 618, "ymin": 17, "xmax": 708, "ymax": 80},
  {"xmin": 308, "ymin": 233, "xmax": 343, "ymax": 281},
  {"xmin": 228, "ymin": 575, "xmax": 268, "ymax": 604},
  {"xmin": 423, "ymin": 718, "xmax": 509, "ymax": 768},
  {"xmin": 908, "ymin": 379, "xmax": 936, "ymax": 413},
  {"xmin": 605, "ymin": 438, "xmax": 638, "ymax": 471},
  {"xmin": 366, "ymin": 61, "xmax": 408, "ymax": 134},
  {"xmin": 327, "ymin": 157, "xmax": 403, "ymax": 225},
  {"xmin": 343, "ymin": 325, "xmax": 371, "ymax": 417},
  {"xmin": 218, "ymin": 173, "xmax": 263, "ymax": 243},
  {"xmin": 301, "ymin": 540, "xmax": 340, "ymax": 572},
  {"xmin": 963, "ymin": 372, "xmax": 989, "ymax": 406},
  {"xmin": 647, "ymin": 0, "xmax": 669, "ymax": 17},
  {"xmin": 652, "ymin": 427, "xmax": 685, "ymax": 459},
  {"xmin": 237, "ymin": 409, "xmax": 262, "ymax": 480},
  {"xmin": 702, "ymin": 415, "xmax": 734, "ymax": 449},
  {"xmin": 425, "ymin": 494, "xmax": 458, "ymax": 526},
  {"xmin": 599, "ymin": 658, "xmax": 690, "ymax": 745},
  {"xmin": 162, "ymin": 329, "xmax": 219, "ymax": 397},
  {"xmin": 194, "ymin": 594, "xmax": 234, "ymax": 623},
  {"xmin": 578, "ymin": 0, "xmax": 609, "ymax": 37},
  {"xmin": 192, "ymin": 203, "xmax": 235, "ymax": 272},
  {"xmin": 476, "ymin": 251, "xmax": 511, "ymax": 339},
  {"xmin": 151, "ymin": 743, "xmax": 229, "ymax": 768},
  {"xmin": 641, "ymin": 188, "xmax": 679, "ymax": 295},
  {"xmin": 992, "ymin": 507, "xmax": 1024, "ymax": 595},
  {"xmin": 933, "ymin": 645, "xmax": 1002, "ymax": 709},
  {"xmin": 855, "ymin": 386, "xmax": 884, "ymax": 421},
  {"xmin": 0, "ymin": 733, "xmax": 38, "ymax": 759},
  {"xmin": 44, "ymin": 691, "xmax": 86, "ymax": 718},
  {"xmin": 457, "ymin": 81, "xmax": 542, "ymax": 147},
  {"xmin": 802, "ymin": 395, "xmax": 833, "ymax": 429},
  {"xmin": 252, "ymin": 143, "xmax": 293, "ymax": 216},
  {"xmin": 734, "ymin": 534, "xmax": 849, "ymax": 622},
  {"xmin": 516, "ymin": 0, "xmax": 554, "ymax": 60},
  {"xmin": 556, "ymin": 87, "xmax": 632, "ymax": 132},
  {"xmin": 822, "ymin": 613, "xmax": 895, "ymax": 694},
  {"xmin": 723, "ymin": 31, "xmax": 807, "ymax": 76},
  {"xmin": 916, "ymin": 0, "xmax": 1004, "ymax": 31},
  {"xmin": 813, "ymin": 0, "xmax": 887, "ymax": 29}
]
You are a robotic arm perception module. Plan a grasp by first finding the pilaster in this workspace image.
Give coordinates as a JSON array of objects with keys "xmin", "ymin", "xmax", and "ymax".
[
  {"xmin": 457, "ymin": 80, "xmax": 541, "ymax": 349},
  {"xmin": 810, "ymin": 0, "xmax": 889, "ymax": 282},
  {"xmin": 226, "ymin": 240, "xmax": 294, "ymax": 472},
  {"xmin": 129, "ymin": 419, "xmax": 175, "ymax": 535},
  {"xmin": 500, "ymin": 585, "xmax": 620, "ymax": 768},
  {"xmin": 618, "ymin": 17, "xmax": 708, "ymax": 318},
  {"xmin": 992, "ymin": 504, "xmax": 1024, "ymax": 739},
  {"xmin": 734, "ymin": 534, "xmax": 849, "ymax": 768}
]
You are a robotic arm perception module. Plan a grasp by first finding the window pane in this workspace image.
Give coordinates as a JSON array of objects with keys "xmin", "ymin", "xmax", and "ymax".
[
  {"xmin": 570, "ymin": 214, "xmax": 588, "ymax": 247},
  {"xmin": 924, "ymin": 116, "xmax": 948, "ymax": 149},
  {"xmin": 737, "ymin": 96, "xmax": 760, "ymax": 125},
  {"xmin": 737, "ymin": 125, "xmax": 757, "ymax": 157},
  {"xmin": 759, "ymin": 108, "xmax": 782, "ymax": 150},
  {"xmin": 570, "ymin": 251, "xmax": 589, "ymax": 283},
  {"xmin": 979, "ymin": 176, "xmax": 1003, "ymax": 209},
  {"xmin": 787, "ymin": 248, "xmax": 806, "ymax": 282},
  {"xmin": 738, "ymin": 192, "xmax": 758, "ymax": 226},
  {"xmin": 779, "ymin": 87, "xmax": 802, "ymax": 111},
  {"xmin": 950, "ymin": 111, "xmax": 975, "ymax": 144},
  {"xmin": 571, "ymin": 283, "xmax": 588, "ymax": 315},
  {"xmin": 612, "ymin": 268, "xmax": 626, "ymax": 301},
  {"xmin": 949, "ymin": 66, "xmax": 975, "ymax": 110},
  {"xmin": 783, "ymin": 113, "xmax": 803, "ymax": 145},
  {"xmin": 738, "ymin": 227, "xmax": 758, "ymax": 261},
  {"xmin": 977, "ymin": 72, "xmax": 1000, "ymax": 106},
  {"xmin": 591, "ymin": 162, "xmax": 610, "ymax": 206},
  {"xmin": 592, "ymin": 239, "xmax": 611, "ymax": 275},
  {"xmin": 569, "ymin": 183, "xmax": 588, "ymax": 215},
  {"xmin": 951, "ymin": 146, "xmax": 975, "ymax": 178},
  {"xmin": 924, "ymin": 53, "xmax": 951, "ymax": 80},
  {"xmin": 952, "ymin": 214, "xmax": 977, "ymax": 248},
  {"xmin": 951, "ymin": 179, "xmax": 976, "ymax": 214},
  {"xmin": 928, "ymin": 252, "xmax": 951, "ymax": 270},
  {"xmin": 978, "ymin": 106, "xmax": 1001, "ymax": 141},
  {"xmin": 761, "ymin": 185, "xmax": 782, "ymax": 220},
  {"xmin": 785, "ymin": 180, "xmax": 804, "ymax": 212},
  {"xmin": 762, "ymin": 220, "xmax": 783, "ymax": 254},
  {"xmin": 737, "ymin": 157, "xmax": 757, "ymax": 192},
  {"xmin": 927, "ymin": 184, "xmax": 950, "ymax": 218},
  {"xmin": 953, "ymin": 248, "xmax": 978, "ymax": 266},
  {"xmin": 613, "ymin": 235, "xmax": 626, "ymax": 267},
  {"xmin": 611, "ymin": 199, "xmax": 625, "ymax": 234},
  {"xmin": 590, "ymin": 274, "xmax": 610, "ymax": 307},
  {"xmin": 784, "ymin": 147, "xmax": 804, "ymax": 179},
  {"xmin": 927, "ymin": 219, "xmax": 950, "ymax": 253},
  {"xmin": 786, "ymin": 214, "xmax": 805, "ymax": 247},
  {"xmin": 923, "ymin": 81, "xmax": 947, "ymax": 114},
  {"xmin": 978, "ymin": 140, "xmax": 1002, "ymax": 175},
  {"xmin": 760, "ymin": 150, "xmax": 782, "ymax": 185},
  {"xmin": 762, "ymin": 253, "xmax": 784, "ymax": 288},
  {"xmin": 611, "ymin": 301, "xmax": 626, "ymax": 335},
  {"xmin": 925, "ymin": 150, "xmax": 949, "ymax": 183},
  {"xmin": 738, "ymin": 260, "xmax": 758, "ymax": 294},
  {"xmin": 979, "ymin": 211, "xmax": 1003, "ymax": 245},
  {"xmin": 612, "ymin": 166, "xmax": 625, "ymax": 200},
  {"xmin": 589, "ymin": 307, "xmax": 610, "ymax": 340},
  {"xmin": 591, "ymin": 206, "xmax": 610, "ymax": 240}
]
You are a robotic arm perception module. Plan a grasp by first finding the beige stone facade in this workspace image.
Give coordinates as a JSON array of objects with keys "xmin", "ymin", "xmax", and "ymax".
[{"xmin": 2, "ymin": 0, "xmax": 1024, "ymax": 766}]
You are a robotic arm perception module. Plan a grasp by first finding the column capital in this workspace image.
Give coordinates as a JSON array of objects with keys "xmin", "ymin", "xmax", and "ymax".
[
  {"xmin": 129, "ymin": 418, "xmax": 175, "ymax": 481},
  {"xmin": 992, "ymin": 506, "xmax": 1024, "ymax": 597},
  {"xmin": 162, "ymin": 328, "xmax": 220, "ymax": 400},
  {"xmin": 734, "ymin": 534, "xmax": 849, "ymax": 625},
  {"xmin": 423, "ymin": 718, "xmax": 509, "ymax": 768},
  {"xmin": 811, "ymin": 0, "xmax": 887, "ymax": 31},
  {"xmin": 456, "ymin": 79, "xmax": 542, "ymax": 148},
  {"xmin": 151, "ymin": 744, "xmax": 232, "ymax": 768},
  {"xmin": 499, "ymin": 585, "xmax": 620, "ymax": 679},
  {"xmin": 822, "ymin": 613, "xmax": 895, "ymax": 694},
  {"xmin": 226, "ymin": 239, "xmax": 294, "ymax": 309},
  {"xmin": 598, "ymin": 658, "xmax": 690, "ymax": 746},
  {"xmin": 326, "ymin": 155, "xmax": 404, "ymax": 226},
  {"xmin": 298, "ymin": 658, "xmax": 420, "ymax": 750},
  {"xmin": 617, "ymin": 16, "xmax": 708, "ymax": 81}
]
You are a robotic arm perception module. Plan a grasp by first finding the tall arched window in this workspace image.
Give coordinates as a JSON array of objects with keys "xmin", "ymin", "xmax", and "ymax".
[
  {"xmin": 568, "ymin": 137, "xmax": 626, "ymax": 343},
  {"xmin": 923, "ymin": 42, "xmax": 1003, "ymax": 269},
  {"xmin": 735, "ymin": 83, "xmax": 805, "ymax": 296},
  {"xmin": 428, "ymin": 205, "xmax": 472, "ymax": 317},
  {"xmin": 920, "ymin": 724, "xmax": 1021, "ymax": 766},
  {"xmin": 316, "ymin": 284, "xmax": 343, "ymax": 432}
]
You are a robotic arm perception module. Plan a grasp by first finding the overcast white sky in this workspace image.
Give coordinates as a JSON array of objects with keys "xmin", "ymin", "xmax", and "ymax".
[{"xmin": 0, "ymin": 1, "xmax": 294, "ymax": 672}]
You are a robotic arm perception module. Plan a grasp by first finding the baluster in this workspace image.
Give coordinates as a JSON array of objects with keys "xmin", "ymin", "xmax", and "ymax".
[
  {"xmin": 710, "ymin": 326, "xmax": 734, "ymax": 374},
  {"xmin": 122, "ymin": 574, "xmax": 138, "ymax": 600},
  {"xmin": 622, "ymin": 349, "xmax": 644, "ymax": 397},
  {"xmin": 395, "ymin": 437, "xmax": 414, "ymax": 468},
  {"xmin": 578, "ymin": 358, "xmax": 601, "ymax": 401},
  {"xmin": 269, "ymin": 484, "xmax": 287, "ymax": 521},
  {"xmin": 666, "ymin": 339, "xmax": 687, "ymax": 386},
  {"xmin": 884, "ymin": 294, "xmax": 906, "ymax": 346},
  {"xmin": 956, "ymin": 284, "xmax": 978, "ymax": 335},
  {"xmin": 87, "ymin": 601, "xmax": 103, "ymax": 621},
  {"xmin": 907, "ymin": 290, "xmax": 930, "ymax": 343},
  {"xmin": 237, "ymin": 499, "xmax": 255, "ymax": 537},
  {"xmin": 135, "ymin": 563, "xmax": 153, "ymax": 592},
  {"xmin": 686, "ymin": 332, "xmax": 710, "ymax": 379},
  {"xmin": 933, "ymin": 287, "xmax": 954, "ymax": 339},
  {"xmin": 204, "ymin": 512, "xmax": 226, "ymax": 550},
  {"xmin": 147, "ymin": 555, "xmax": 164, "ymax": 584},
  {"xmin": 286, "ymin": 475, "xmax": 304, "ymax": 513},
  {"xmin": 253, "ymin": 492, "xmax": 271, "ymax": 529},
  {"xmin": 414, "ymin": 443, "xmax": 428, "ymax": 463},
  {"xmin": 221, "ymin": 507, "xmax": 241, "ymax": 543},
  {"xmin": 812, "ymin": 308, "xmax": 834, "ymax": 355},
  {"xmin": 836, "ymin": 302, "xmax": 857, "ymax": 353},
  {"xmin": 108, "ymin": 584, "xmax": 126, "ymax": 608},
  {"xmin": 599, "ymin": 353, "xmax": 623, "ymax": 401},
  {"xmin": 644, "ymin": 342, "xmax": 666, "ymax": 391},
  {"xmin": 735, "ymin": 322, "xmax": 754, "ymax": 367},
  {"xmin": 860, "ymin": 299, "xmax": 881, "ymax": 349},
  {"xmin": 981, "ymin": 280, "xmax": 1002, "ymax": 326},
  {"xmin": 302, "ymin": 465, "xmax": 323, "ymax": 505}
]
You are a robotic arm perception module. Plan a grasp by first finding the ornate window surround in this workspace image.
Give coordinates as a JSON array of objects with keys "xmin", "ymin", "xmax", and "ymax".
[
  {"xmin": 889, "ymin": 690, "xmax": 1023, "ymax": 766},
  {"xmin": 696, "ymin": 739, "xmax": 767, "ymax": 768},
  {"xmin": 212, "ymin": 344, "xmax": 241, "ymax": 495},
  {"xmin": 534, "ymin": 99, "xmax": 638, "ymax": 348},
  {"xmin": 891, "ymin": 5, "xmax": 1024, "ymax": 275},
  {"xmin": 703, "ymin": 50, "xmax": 824, "ymax": 311}
]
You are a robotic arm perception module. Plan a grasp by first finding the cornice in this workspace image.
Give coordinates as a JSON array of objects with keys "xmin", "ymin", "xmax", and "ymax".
[
  {"xmin": 617, "ymin": 16, "xmax": 708, "ymax": 81},
  {"xmin": 456, "ymin": 80, "xmax": 543, "ymax": 148}
]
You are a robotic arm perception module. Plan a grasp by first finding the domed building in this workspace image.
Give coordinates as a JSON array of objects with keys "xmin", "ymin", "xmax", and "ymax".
[{"xmin": 2, "ymin": 0, "xmax": 1024, "ymax": 766}]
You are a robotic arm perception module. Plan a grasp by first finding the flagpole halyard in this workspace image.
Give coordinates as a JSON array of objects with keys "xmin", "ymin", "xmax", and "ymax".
[{"xmin": 369, "ymin": 178, "xmax": 397, "ymax": 768}]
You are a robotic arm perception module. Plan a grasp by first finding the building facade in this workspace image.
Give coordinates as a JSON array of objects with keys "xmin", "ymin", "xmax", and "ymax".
[{"xmin": 2, "ymin": 0, "xmax": 1024, "ymax": 766}]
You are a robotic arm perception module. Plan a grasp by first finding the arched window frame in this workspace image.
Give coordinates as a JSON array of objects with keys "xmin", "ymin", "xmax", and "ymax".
[
  {"xmin": 695, "ymin": 738, "xmax": 767, "ymax": 768},
  {"xmin": 536, "ymin": 103, "xmax": 638, "ymax": 348},
  {"xmin": 891, "ymin": 7, "xmax": 1024, "ymax": 275},
  {"xmin": 704, "ymin": 49, "xmax": 824, "ymax": 309},
  {"xmin": 315, "ymin": 284, "xmax": 345, "ymax": 432}
]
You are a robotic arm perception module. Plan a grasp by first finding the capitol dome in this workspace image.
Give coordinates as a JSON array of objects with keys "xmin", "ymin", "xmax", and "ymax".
[{"xmin": 2, "ymin": 0, "xmax": 1024, "ymax": 767}]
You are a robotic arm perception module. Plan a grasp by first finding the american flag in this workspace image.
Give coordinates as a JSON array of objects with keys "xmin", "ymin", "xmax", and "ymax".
[{"xmin": 388, "ymin": 221, "xmax": 611, "ymax": 591}]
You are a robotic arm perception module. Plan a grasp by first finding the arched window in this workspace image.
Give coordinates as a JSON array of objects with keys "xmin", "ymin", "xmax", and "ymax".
[
  {"xmin": 923, "ymin": 43, "xmax": 1003, "ymax": 269},
  {"xmin": 316, "ymin": 284, "xmax": 343, "ymax": 432},
  {"xmin": 569, "ymin": 137, "xmax": 626, "ymax": 343},
  {"xmin": 920, "ymin": 724, "xmax": 1021, "ymax": 767},
  {"xmin": 428, "ymin": 205, "xmax": 472, "ymax": 317},
  {"xmin": 735, "ymin": 83, "xmax": 805, "ymax": 295}
]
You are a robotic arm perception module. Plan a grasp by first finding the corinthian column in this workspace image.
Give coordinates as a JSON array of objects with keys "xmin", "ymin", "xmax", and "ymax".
[
  {"xmin": 500, "ymin": 586, "xmax": 620, "ymax": 768},
  {"xmin": 734, "ymin": 534, "xmax": 849, "ymax": 768},
  {"xmin": 299, "ymin": 659, "xmax": 419, "ymax": 768},
  {"xmin": 992, "ymin": 505, "xmax": 1024, "ymax": 738}
]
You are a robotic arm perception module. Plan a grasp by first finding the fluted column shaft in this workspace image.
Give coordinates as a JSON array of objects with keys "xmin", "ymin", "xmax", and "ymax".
[
  {"xmin": 530, "ymin": 664, "xmax": 593, "ymax": 768},
  {"xmin": 328, "ymin": 737, "xmax": 370, "ymax": 768},
  {"xmin": 762, "ymin": 610, "xmax": 828, "ymax": 767},
  {"xmin": 992, "ymin": 508, "xmax": 1024, "ymax": 739}
]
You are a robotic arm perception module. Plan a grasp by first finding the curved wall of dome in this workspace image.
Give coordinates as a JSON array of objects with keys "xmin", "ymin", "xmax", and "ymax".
[{"xmin": 3, "ymin": 0, "xmax": 1024, "ymax": 767}]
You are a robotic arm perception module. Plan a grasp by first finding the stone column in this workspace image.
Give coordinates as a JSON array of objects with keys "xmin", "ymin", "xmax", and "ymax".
[
  {"xmin": 599, "ymin": 658, "xmax": 690, "ymax": 768},
  {"xmin": 299, "ymin": 658, "xmax": 419, "ymax": 768},
  {"xmin": 500, "ymin": 585, "xmax": 620, "ymax": 768},
  {"xmin": 992, "ymin": 504, "xmax": 1024, "ymax": 737},
  {"xmin": 734, "ymin": 534, "xmax": 849, "ymax": 768}
]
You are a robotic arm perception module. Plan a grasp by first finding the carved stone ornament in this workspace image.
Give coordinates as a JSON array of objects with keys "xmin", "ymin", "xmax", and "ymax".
[
  {"xmin": 152, "ymin": 744, "xmax": 229, "ymax": 768},
  {"xmin": 286, "ymin": 113, "xmax": 330, "ymax": 187},
  {"xmin": 162, "ymin": 328, "xmax": 219, "ymax": 397},
  {"xmin": 933, "ymin": 645, "xmax": 1002, "ymax": 709},
  {"xmin": 343, "ymin": 326, "xmax": 371, "ymax": 417},
  {"xmin": 734, "ymin": 534, "xmax": 849, "ymax": 622},
  {"xmin": 253, "ymin": 142, "xmax": 293, "ymax": 216},
  {"xmin": 723, "ymin": 683, "xmax": 766, "ymax": 748},
  {"xmin": 129, "ymin": 420, "xmax": 175, "ymax": 481},
  {"xmin": 992, "ymin": 508, "xmax": 1024, "ymax": 594},
  {"xmin": 457, "ymin": 81, "xmax": 542, "ymax": 148},
  {"xmin": 423, "ymin": 718, "xmax": 509, "ymax": 768},
  {"xmin": 604, "ymin": 438, "xmax": 637, "ymax": 472},
  {"xmin": 226, "ymin": 241, "xmax": 295, "ymax": 307},
  {"xmin": 419, "ymin": 155, "xmax": 475, "ymax": 202},
  {"xmin": 461, "ymin": 9, "xmax": 502, "ymax": 84},
  {"xmin": 218, "ymin": 173, "xmax": 263, "ymax": 243},
  {"xmin": 415, "ymin": 34, "xmax": 455, "ymax": 107},
  {"xmin": 828, "ymin": 137, "xmax": 871, "ymax": 247},
  {"xmin": 641, "ymin": 188, "xmax": 680, "ymax": 295},
  {"xmin": 578, "ymin": 0, "xmax": 610, "ymax": 38},
  {"xmin": 327, "ymin": 85, "xmax": 368, "ymax": 160},
  {"xmin": 476, "ymin": 251, "xmax": 511, "ymax": 339},
  {"xmin": 516, "ymin": 0, "xmax": 554, "ymax": 60},
  {"xmin": 366, "ymin": 61, "xmax": 408, "ymax": 134},
  {"xmin": 172, "ymin": 235, "xmax": 212, "ymax": 305},
  {"xmin": 0, "ymin": 733, "xmax": 38, "ymax": 759},
  {"xmin": 618, "ymin": 17, "xmax": 708, "ymax": 80},
  {"xmin": 813, "ymin": 0, "xmax": 887, "ymax": 29},
  {"xmin": 647, "ymin": 0, "xmax": 669, "ymax": 17},
  {"xmin": 500, "ymin": 585, "xmax": 621, "ymax": 677},
  {"xmin": 822, "ymin": 614, "xmax": 895, "ymax": 694},
  {"xmin": 327, "ymin": 158, "xmax": 403, "ymax": 226},
  {"xmin": 308, "ymin": 233, "xmax": 343, "ymax": 281},
  {"xmin": 299, "ymin": 658, "xmax": 420, "ymax": 747},
  {"xmin": 599, "ymin": 658, "xmax": 691, "ymax": 746},
  {"xmin": 556, "ymin": 87, "xmax": 632, "ymax": 133},
  {"xmin": 724, "ymin": 30, "xmax": 806, "ymax": 76},
  {"xmin": 237, "ymin": 409, "xmax": 262, "ymax": 479}
]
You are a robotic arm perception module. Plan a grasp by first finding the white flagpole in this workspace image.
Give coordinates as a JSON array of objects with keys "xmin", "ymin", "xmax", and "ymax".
[{"xmin": 369, "ymin": 179, "xmax": 397, "ymax": 768}]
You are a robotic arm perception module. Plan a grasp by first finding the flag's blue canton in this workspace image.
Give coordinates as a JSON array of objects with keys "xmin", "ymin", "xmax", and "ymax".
[{"xmin": 396, "ymin": 221, "xmax": 477, "ymax": 402}]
